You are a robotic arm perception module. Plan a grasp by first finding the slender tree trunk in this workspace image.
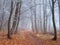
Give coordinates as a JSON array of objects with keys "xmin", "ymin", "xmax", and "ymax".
[
  {"xmin": 34, "ymin": 1, "xmax": 38, "ymax": 33},
  {"xmin": 58, "ymin": 0, "xmax": 60, "ymax": 31},
  {"xmin": 52, "ymin": 0, "xmax": 57, "ymax": 40},
  {"xmin": 0, "ymin": 11, "xmax": 4, "ymax": 31},
  {"xmin": 39, "ymin": 0, "xmax": 42, "ymax": 32},
  {"xmin": 11, "ymin": 2, "xmax": 19, "ymax": 34},
  {"xmin": 8, "ymin": 0, "xmax": 13, "ymax": 39},
  {"xmin": 15, "ymin": 1, "xmax": 22, "ymax": 34},
  {"xmin": 31, "ymin": 9, "xmax": 34, "ymax": 32},
  {"xmin": 30, "ymin": 0, "xmax": 34, "ymax": 32},
  {"xmin": 0, "ymin": 0, "xmax": 5, "ymax": 31},
  {"xmin": 43, "ymin": 0, "xmax": 47, "ymax": 33}
]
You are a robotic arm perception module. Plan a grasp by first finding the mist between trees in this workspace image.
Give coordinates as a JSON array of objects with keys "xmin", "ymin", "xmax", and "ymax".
[{"xmin": 0, "ymin": 0, "xmax": 60, "ymax": 40}]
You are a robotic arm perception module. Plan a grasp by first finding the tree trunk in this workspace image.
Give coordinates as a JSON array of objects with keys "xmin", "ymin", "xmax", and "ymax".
[
  {"xmin": 43, "ymin": 0, "xmax": 47, "ymax": 33},
  {"xmin": 58, "ymin": 0, "xmax": 60, "ymax": 31},
  {"xmin": 8, "ymin": 0, "xmax": 13, "ymax": 39},
  {"xmin": 34, "ymin": 0, "xmax": 38, "ymax": 33},
  {"xmin": 52, "ymin": 0, "xmax": 57, "ymax": 40},
  {"xmin": 15, "ymin": 1, "xmax": 22, "ymax": 34},
  {"xmin": 11, "ymin": 2, "xmax": 19, "ymax": 34}
]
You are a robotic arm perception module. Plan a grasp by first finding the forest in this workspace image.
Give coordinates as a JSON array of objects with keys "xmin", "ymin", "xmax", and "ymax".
[{"xmin": 0, "ymin": 0, "xmax": 60, "ymax": 45}]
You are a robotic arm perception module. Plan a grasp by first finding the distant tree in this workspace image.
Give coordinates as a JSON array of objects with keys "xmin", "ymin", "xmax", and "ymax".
[
  {"xmin": 0, "ymin": 0, "xmax": 5, "ymax": 30},
  {"xmin": 39, "ymin": 4, "xmax": 42, "ymax": 32},
  {"xmin": 45, "ymin": 0, "xmax": 48, "ymax": 32},
  {"xmin": 31, "ymin": 16, "xmax": 34, "ymax": 32},
  {"xmin": 34, "ymin": 0, "xmax": 38, "ymax": 33},
  {"xmin": 43, "ymin": 0, "xmax": 47, "ymax": 33},
  {"xmin": 30, "ymin": 0, "xmax": 34, "ymax": 32},
  {"xmin": 1, "ymin": 8, "xmax": 4, "ymax": 30},
  {"xmin": 58, "ymin": 0, "xmax": 60, "ymax": 31}
]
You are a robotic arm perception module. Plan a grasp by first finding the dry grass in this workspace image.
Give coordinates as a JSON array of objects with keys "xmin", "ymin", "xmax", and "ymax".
[
  {"xmin": 35, "ymin": 33, "xmax": 60, "ymax": 45},
  {"xmin": 0, "ymin": 30, "xmax": 60, "ymax": 45}
]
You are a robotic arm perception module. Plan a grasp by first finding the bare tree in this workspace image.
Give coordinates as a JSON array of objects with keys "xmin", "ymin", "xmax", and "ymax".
[
  {"xmin": 34, "ymin": 0, "xmax": 38, "ymax": 33},
  {"xmin": 11, "ymin": 1, "xmax": 19, "ymax": 34},
  {"xmin": 0, "ymin": 0, "xmax": 5, "ymax": 31},
  {"xmin": 39, "ymin": 2, "xmax": 42, "ymax": 32},
  {"xmin": 58, "ymin": 0, "xmax": 60, "ymax": 31},
  {"xmin": 43, "ymin": 0, "xmax": 47, "ymax": 33},
  {"xmin": 8, "ymin": 0, "xmax": 13, "ymax": 39},
  {"xmin": 15, "ymin": 0, "xmax": 22, "ymax": 34},
  {"xmin": 52, "ymin": 0, "xmax": 57, "ymax": 40},
  {"xmin": 30, "ymin": 0, "xmax": 34, "ymax": 32}
]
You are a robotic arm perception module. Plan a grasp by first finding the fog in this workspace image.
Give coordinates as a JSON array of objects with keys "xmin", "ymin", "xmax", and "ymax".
[{"xmin": 0, "ymin": 0, "xmax": 59, "ymax": 32}]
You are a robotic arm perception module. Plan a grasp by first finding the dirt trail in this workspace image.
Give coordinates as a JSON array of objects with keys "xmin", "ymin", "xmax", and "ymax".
[
  {"xmin": 0, "ymin": 31, "xmax": 43, "ymax": 45},
  {"xmin": 22, "ymin": 31, "xmax": 43, "ymax": 45}
]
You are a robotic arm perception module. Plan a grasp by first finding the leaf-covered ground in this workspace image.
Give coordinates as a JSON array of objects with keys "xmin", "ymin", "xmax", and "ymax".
[{"xmin": 0, "ymin": 30, "xmax": 60, "ymax": 45}]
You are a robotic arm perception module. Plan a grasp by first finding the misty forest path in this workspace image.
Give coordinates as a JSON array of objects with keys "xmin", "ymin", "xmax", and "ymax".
[
  {"xmin": 19, "ymin": 31, "xmax": 43, "ymax": 45},
  {"xmin": 0, "ymin": 30, "xmax": 43, "ymax": 45}
]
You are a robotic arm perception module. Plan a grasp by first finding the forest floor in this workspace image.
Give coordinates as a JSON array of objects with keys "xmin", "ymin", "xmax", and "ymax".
[{"xmin": 0, "ymin": 30, "xmax": 60, "ymax": 45}]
